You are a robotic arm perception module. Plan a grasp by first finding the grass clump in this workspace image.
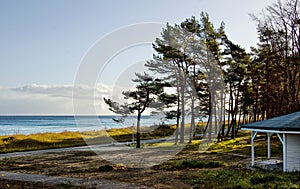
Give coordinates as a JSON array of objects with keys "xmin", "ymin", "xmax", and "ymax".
[
  {"xmin": 98, "ymin": 165, "xmax": 114, "ymax": 172},
  {"xmin": 156, "ymin": 159, "xmax": 228, "ymax": 170},
  {"xmin": 98, "ymin": 163, "xmax": 127, "ymax": 172}
]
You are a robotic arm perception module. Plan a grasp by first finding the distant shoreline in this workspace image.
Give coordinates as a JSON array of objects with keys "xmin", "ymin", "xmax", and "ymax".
[{"xmin": 0, "ymin": 115, "xmax": 178, "ymax": 136}]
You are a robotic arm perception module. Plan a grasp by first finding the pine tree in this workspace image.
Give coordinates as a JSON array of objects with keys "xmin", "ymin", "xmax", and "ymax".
[
  {"xmin": 250, "ymin": 0, "xmax": 300, "ymax": 118},
  {"xmin": 104, "ymin": 73, "xmax": 165, "ymax": 148}
]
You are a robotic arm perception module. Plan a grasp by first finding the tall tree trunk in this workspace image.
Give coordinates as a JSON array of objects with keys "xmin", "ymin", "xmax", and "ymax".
[
  {"xmin": 204, "ymin": 94, "xmax": 212, "ymax": 139},
  {"xmin": 226, "ymin": 83, "xmax": 233, "ymax": 137},
  {"xmin": 237, "ymin": 109, "xmax": 242, "ymax": 136},
  {"xmin": 232, "ymin": 86, "xmax": 240, "ymax": 138},
  {"xmin": 253, "ymin": 85, "xmax": 259, "ymax": 122},
  {"xmin": 214, "ymin": 93, "xmax": 218, "ymax": 135},
  {"xmin": 222, "ymin": 93, "xmax": 226, "ymax": 137},
  {"xmin": 226, "ymin": 90, "xmax": 231, "ymax": 136},
  {"xmin": 220, "ymin": 90, "xmax": 225, "ymax": 138},
  {"xmin": 175, "ymin": 90, "xmax": 180, "ymax": 145},
  {"xmin": 189, "ymin": 95, "xmax": 195, "ymax": 143},
  {"xmin": 180, "ymin": 89, "xmax": 185, "ymax": 143},
  {"xmin": 208, "ymin": 93, "xmax": 213, "ymax": 142},
  {"xmin": 180, "ymin": 72, "xmax": 187, "ymax": 144},
  {"xmin": 136, "ymin": 112, "xmax": 141, "ymax": 148}
]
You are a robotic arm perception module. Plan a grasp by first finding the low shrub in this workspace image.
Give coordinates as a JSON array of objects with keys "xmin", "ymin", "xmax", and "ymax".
[{"xmin": 157, "ymin": 159, "xmax": 228, "ymax": 170}]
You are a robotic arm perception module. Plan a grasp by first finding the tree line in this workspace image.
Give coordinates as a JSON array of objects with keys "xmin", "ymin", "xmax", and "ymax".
[{"xmin": 105, "ymin": 0, "xmax": 300, "ymax": 148}]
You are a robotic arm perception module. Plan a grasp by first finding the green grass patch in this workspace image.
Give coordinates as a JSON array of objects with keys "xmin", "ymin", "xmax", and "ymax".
[
  {"xmin": 184, "ymin": 169, "xmax": 300, "ymax": 189},
  {"xmin": 181, "ymin": 139, "xmax": 202, "ymax": 152},
  {"xmin": 208, "ymin": 131, "xmax": 282, "ymax": 157}
]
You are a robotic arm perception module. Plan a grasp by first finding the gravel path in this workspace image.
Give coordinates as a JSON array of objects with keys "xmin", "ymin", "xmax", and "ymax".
[{"xmin": 0, "ymin": 171, "xmax": 153, "ymax": 189}]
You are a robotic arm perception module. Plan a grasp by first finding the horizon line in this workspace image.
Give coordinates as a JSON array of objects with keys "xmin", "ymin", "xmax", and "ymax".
[{"xmin": 0, "ymin": 114, "xmax": 154, "ymax": 116}]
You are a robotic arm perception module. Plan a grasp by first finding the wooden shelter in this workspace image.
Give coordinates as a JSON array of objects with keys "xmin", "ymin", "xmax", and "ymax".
[{"xmin": 241, "ymin": 112, "xmax": 300, "ymax": 172}]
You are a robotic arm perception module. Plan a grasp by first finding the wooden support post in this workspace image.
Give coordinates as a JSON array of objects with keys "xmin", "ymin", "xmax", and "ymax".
[
  {"xmin": 251, "ymin": 131, "xmax": 257, "ymax": 167},
  {"xmin": 283, "ymin": 133, "xmax": 286, "ymax": 172},
  {"xmin": 267, "ymin": 133, "xmax": 271, "ymax": 159},
  {"xmin": 277, "ymin": 133, "xmax": 286, "ymax": 172}
]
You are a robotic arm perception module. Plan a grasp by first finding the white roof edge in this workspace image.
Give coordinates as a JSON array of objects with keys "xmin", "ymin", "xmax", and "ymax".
[{"xmin": 241, "ymin": 128, "xmax": 300, "ymax": 134}]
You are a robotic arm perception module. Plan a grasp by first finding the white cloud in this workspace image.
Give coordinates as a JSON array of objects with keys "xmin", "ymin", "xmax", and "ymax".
[
  {"xmin": 0, "ymin": 84, "xmax": 112, "ymax": 115},
  {"xmin": 12, "ymin": 84, "xmax": 110, "ymax": 99}
]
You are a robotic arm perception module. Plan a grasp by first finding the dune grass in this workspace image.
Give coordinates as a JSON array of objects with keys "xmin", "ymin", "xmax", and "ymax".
[
  {"xmin": 0, "ymin": 124, "xmax": 176, "ymax": 153},
  {"xmin": 0, "ymin": 131, "xmax": 86, "ymax": 153}
]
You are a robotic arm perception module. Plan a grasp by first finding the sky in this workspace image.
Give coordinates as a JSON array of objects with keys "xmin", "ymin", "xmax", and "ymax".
[{"xmin": 0, "ymin": 0, "xmax": 274, "ymax": 115}]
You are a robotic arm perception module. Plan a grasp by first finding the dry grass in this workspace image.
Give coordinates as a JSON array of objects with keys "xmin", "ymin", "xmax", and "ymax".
[{"xmin": 0, "ymin": 124, "xmax": 176, "ymax": 153}]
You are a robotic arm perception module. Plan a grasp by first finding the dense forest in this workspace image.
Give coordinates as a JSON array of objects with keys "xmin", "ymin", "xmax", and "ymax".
[{"xmin": 105, "ymin": 0, "xmax": 300, "ymax": 147}]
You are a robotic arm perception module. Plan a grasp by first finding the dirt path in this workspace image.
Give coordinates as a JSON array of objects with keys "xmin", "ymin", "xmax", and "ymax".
[
  {"xmin": 0, "ymin": 137, "xmax": 171, "ymax": 158},
  {"xmin": 0, "ymin": 171, "xmax": 153, "ymax": 188},
  {"xmin": 0, "ymin": 139, "xmax": 252, "ymax": 188},
  {"xmin": 0, "ymin": 138, "xmax": 177, "ymax": 188}
]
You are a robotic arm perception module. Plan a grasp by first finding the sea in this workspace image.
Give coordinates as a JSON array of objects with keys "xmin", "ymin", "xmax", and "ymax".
[{"xmin": 0, "ymin": 115, "xmax": 174, "ymax": 136}]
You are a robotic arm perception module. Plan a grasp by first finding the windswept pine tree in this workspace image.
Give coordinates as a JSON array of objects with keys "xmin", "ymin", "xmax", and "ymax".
[
  {"xmin": 222, "ymin": 38, "xmax": 250, "ymax": 139},
  {"xmin": 145, "ymin": 55, "xmax": 182, "ymax": 144},
  {"xmin": 189, "ymin": 13, "xmax": 226, "ymax": 142},
  {"xmin": 148, "ymin": 23, "xmax": 193, "ymax": 144},
  {"xmin": 146, "ymin": 13, "xmax": 226, "ymax": 143},
  {"xmin": 104, "ymin": 72, "xmax": 167, "ymax": 148}
]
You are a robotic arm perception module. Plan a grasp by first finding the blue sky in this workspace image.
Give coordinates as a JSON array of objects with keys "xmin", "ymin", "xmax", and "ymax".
[{"xmin": 0, "ymin": 0, "xmax": 274, "ymax": 115}]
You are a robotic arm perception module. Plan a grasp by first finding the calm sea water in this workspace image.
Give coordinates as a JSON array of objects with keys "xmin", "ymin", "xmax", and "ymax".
[{"xmin": 0, "ymin": 115, "xmax": 174, "ymax": 135}]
